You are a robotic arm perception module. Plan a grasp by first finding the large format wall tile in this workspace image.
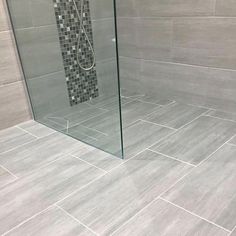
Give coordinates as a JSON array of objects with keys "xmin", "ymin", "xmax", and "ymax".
[
  {"xmin": 216, "ymin": 0, "xmax": 236, "ymax": 16},
  {"xmin": 90, "ymin": 0, "xmax": 114, "ymax": 20},
  {"xmin": 117, "ymin": 0, "xmax": 215, "ymax": 17},
  {"xmin": 113, "ymin": 199, "xmax": 229, "ymax": 236},
  {"xmin": 59, "ymin": 150, "xmax": 192, "ymax": 235},
  {"xmin": 0, "ymin": 0, "xmax": 9, "ymax": 31},
  {"xmin": 6, "ymin": 206, "xmax": 95, "ymax": 236},
  {"xmin": 151, "ymin": 116, "xmax": 236, "ymax": 165},
  {"xmin": 163, "ymin": 144, "xmax": 236, "ymax": 230},
  {"xmin": 172, "ymin": 18, "xmax": 236, "ymax": 70},
  {"xmin": 0, "ymin": 82, "xmax": 31, "ymax": 130},
  {"xmin": 15, "ymin": 25, "xmax": 64, "ymax": 78},
  {"xmin": 132, "ymin": 59, "xmax": 236, "ymax": 113},
  {"xmin": 118, "ymin": 18, "xmax": 173, "ymax": 61},
  {"xmin": 0, "ymin": 155, "xmax": 103, "ymax": 235},
  {"xmin": 0, "ymin": 31, "xmax": 21, "ymax": 85}
]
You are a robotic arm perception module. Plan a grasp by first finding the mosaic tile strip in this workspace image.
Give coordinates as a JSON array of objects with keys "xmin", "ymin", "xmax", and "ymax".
[{"xmin": 53, "ymin": 0, "xmax": 99, "ymax": 106}]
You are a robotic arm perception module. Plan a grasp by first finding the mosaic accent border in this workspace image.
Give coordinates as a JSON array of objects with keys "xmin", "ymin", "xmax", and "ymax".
[{"xmin": 53, "ymin": 0, "xmax": 99, "ymax": 106}]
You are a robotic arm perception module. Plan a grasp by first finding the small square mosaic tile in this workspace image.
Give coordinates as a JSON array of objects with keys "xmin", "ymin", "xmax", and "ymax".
[{"xmin": 53, "ymin": 0, "xmax": 99, "ymax": 106}]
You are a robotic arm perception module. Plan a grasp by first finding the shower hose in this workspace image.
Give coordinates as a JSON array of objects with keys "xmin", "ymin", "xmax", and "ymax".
[{"xmin": 72, "ymin": 0, "xmax": 95, "ymax": 71}]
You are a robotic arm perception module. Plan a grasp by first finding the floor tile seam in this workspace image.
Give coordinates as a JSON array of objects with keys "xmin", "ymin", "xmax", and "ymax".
[
  {"xmin": 110, "ymin": 166, "xmax": 195, "ymax": 235},
  {"xmin": 229, "ymin": 225, "xmax": 236, "ymax": 235},
  {"xmin": 0, "ymin": 164, "xmax": 18, "ymax": 179},
  {"xmin": 204, "ymin": 114, "xmax": 236, "ymax": 124},
  {"xmin": 139, "ymin": 119, "xmax": 177, "ymax": 131},
  {"xmin": 147, "ymin": 149, "xmax": 196, "ymax": 167},
  {"xmin": 54, "ymin": 205, "xmax": 99, "ymax": 236},
  {"xmin": 159, "ymin": 197, "xmax": 231, "ymax": 233},
  {"xmin": 149, "ymin": 109, "xmax": 216, "ymax": 150},
  {"xmin": 69, "ymin": 154, "xmax": 108, "ymax": 174},
  {"xmin": 1, "ymin": 174, "xmax": 107, "ymax": 235},
  {"xmin": 14, "ymin": 125, "xmax": 39, "ymax": 139}
]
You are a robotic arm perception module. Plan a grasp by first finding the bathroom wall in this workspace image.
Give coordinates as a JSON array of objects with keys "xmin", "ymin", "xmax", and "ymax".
[
  {"xmin": 117, "ymin": 0, "xmax": 236, "ymax": 113},
  {"xmin": 0, "ymin": 0, "xmax": 31, "ymax": 130}
]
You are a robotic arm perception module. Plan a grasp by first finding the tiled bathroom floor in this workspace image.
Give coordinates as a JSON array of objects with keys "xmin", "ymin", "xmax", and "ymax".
[{"xmin": 0, "ymin": 96, "xmax": 236, "ymax": 235}]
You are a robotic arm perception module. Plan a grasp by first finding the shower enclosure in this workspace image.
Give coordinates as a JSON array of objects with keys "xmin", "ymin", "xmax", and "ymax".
[
  {"xmin": 7, "ymin": 0, "xmax": 124, "ymax": 158},
  {"xmin": 7, "ymin": 0, "xmax": 236, "ymax": 161}
]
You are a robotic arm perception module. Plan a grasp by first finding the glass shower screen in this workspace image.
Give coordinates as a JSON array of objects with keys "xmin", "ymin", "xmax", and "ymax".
[{"xmin": 7, "ymin": 0, "xmax": 124, "ymax": 158}]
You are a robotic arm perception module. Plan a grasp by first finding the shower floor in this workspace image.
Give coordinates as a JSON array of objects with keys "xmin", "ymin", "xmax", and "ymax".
[{"xmin": 0, "ymin": 93, "xmax": 236, "ymax": 235}]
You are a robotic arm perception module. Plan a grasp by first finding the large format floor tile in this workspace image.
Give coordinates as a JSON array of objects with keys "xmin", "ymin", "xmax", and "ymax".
[
  {"xmin": 0, "ymin": 126, "xmax": 36, "ymax": 154},
  {"xmin": 145, "ymin": 102, "xmax": 208, "ymax": 129},
  {"xmin": 151, "ymin": 116, "xmax": 236, "ymax": 165},
  {"xmin": 0, "ymin": 167, "xmax": 16, "ymax": 188},
  {"xmin": 113, "ymin": 199, "xmax": 228, "ymax": 236},
  {"xmin": 231, "ymin": 228, "xmax": 236, "ymax": 236},
  {"xmin": 59, "ymin": 150, "xmax": 192, "ymax": 235},
  {"xmin": 162, "ymin": 144, "xmax": 236, "ymax": 230},
  {"xmin": 0, "ymin": 132, "xmax": 88, "ymax": 177},
  {"xmin": 96, "ymin": 120, "xmax": 174, "ymax": 159},
  {"xmin": 72, "ymin": 146, "xmax": 124, "ymax": 172},
  {"xmin": 17, "ymin": 120, "xmax": 55, "ymax": 138},
  {"xmin": 0, "ymin": 156, "xmax": 103, "ymax": 235},
  {"xmin": 6, "ymin": 206, "xmax": 95, "ymax": 236}
]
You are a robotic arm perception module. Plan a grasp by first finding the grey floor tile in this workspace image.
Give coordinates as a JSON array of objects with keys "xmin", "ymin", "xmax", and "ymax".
[
  {"xmin": 207, "ymin": 110, "xmax": 236, "ymax": 122},
  {"xmin": 145, "ymin": 103, "xmax": 208, "ymax": 129},
  {"xmin": 17, "ymin": 120, "xmax": 55, "ymax": 138},
  {"xmin": 113, "ymin": 199, "xmax": 228, "ymax": 236},
  {"xmin": 0, "ymin": 167, "xmax": 16, "ymax": 189},
  {"xmin": 0, "ymin": 132, "xmax": 88, "ymax": 177},
  {"xmin": 151, "ymin": 116, "xmax": 236, "ymax": 165},
  {"xmin": 0, "ymin": 155, "xmax": 103, "ymax": 235},
  {"xmin": 231, "ymin": 228, "xmax": 236, "ymax": 236},
  {"xmin": 96, "ymin": 120, "xmax": 174, "ymax": 159},
  {"xmin": 72, "ymin": 147, "xmax": 124, "ymax": 172},
  {"xmin": 0, "ymin": 126, "xmax": 36, "ymax": 154},
  {"xmin": 58, "ymin": 150, "xmax": 192, "ymax": 235},
  {"xmin": 162, "ymin": 144, "xmax": 236, "ymax": 230},
  {"xmin": 137, "ymin": 95, "xmax": 173, "ymax": 106},
  {"xmin": 6, "ymin": 206, "xmax": 95, "ymax": 236}
]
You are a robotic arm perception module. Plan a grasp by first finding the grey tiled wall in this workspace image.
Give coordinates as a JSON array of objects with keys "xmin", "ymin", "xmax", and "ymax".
[
  {"xmin": 0, "ymin": 0, "xmax": 31, "ymax": 130},
  {"xmin": 117, "ymin": 0, "xmax": 236, "ymax": 113}
]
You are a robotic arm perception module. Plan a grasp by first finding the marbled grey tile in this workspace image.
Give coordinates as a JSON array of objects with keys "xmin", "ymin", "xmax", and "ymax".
[
  {"xmin": 0, "ymin": 155, "xmax": 103, "ymax": 235},
  {"xmin": 151, "ymin": 116, "xmax": 236, "ymax": 165},
  {"xmin": 0, "ymin": 166, "xmax": 16, "ymax": 188},
  {"xmin": 163, "ymin": 144, "xmax": 236, "ymax": 230},
  {"xmin": 18, "ymin": 120, "xmax": 55, "ymax": 138},
  {"xmin": 117, "ymin": 0, "xmax": 215, "ymax": 17},
  {"xmin": 216, "ymin": 0, "xmax": 236, "ymax": 16},
  {"xmin": 118, "ymin": 18, "xmax": 173, "ymax": 61},
  {"xmin": 72, "ymin": 146, "xmax": 123, "ymax": 172},
  {"xmin": 6, "ymin": 206, "xmax": 95, "ymax": 236},
  {"xmin": 0, "ymin": 31, "xmax": 22, "ymax": 86},
  {"xmin": 0, "ymin": 132, "xmax": 88, "ymax": 177},
  {"xmin": 0, "ymin": 126, "xmax": 36, "ymax": 153},
  {"xmin": 113, "ymin": 199, "xmax": 228, "ymax": 236},
  {"xmin": 145, "ymin": 102, "xmax": 208, "ymax": 129},
  {"xmin": 90, "ymin": 0, "xmax": 113, "ymax": 20},
  {"xmin": 59, "ymin": 150, "xmax": 192, "ymax": 235},
  {"xmin": 15, "ymin": 25, "xmax": 64, "ymax": 78},
  {"xmin": 173, "ymin": 18, "xmax": 236, "ymax": 70}
]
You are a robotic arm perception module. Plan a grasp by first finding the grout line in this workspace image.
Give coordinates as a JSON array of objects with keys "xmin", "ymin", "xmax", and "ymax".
[
  {"xmin": 147, "ymin": 149, "xmax": 196, "ymax": 167},
  {"xmin": 230, "ymin": 225, "xmax": 236, "ymax": 236},
  {"xmin": 15, "ymin": 125, "xmax": 40, "ymax": 139},
  {"xmin": 2, "ymin": 206, "xmax": 55, "ymax": 236},
  {"xmin": 0, "ymin": 164, "xmax": 18, "ymax": 179},
  {"xmin": 159, "ymin": 197, "xmax": 231, "ymax": 233},
  {"xmin": 204, "ymin": 114, "xmax": 236, "ymax": 124},
  {"xmin": 149, "ymin": 109, "xmax": 210, "ymax": 150},
  {"xmin": 139, "ymin": 119, "xmax": 177, "ymax": 131},
  {"xmin": 55, "ymin": 205, "xmax": 99, "ymax": 236},
  {"xmin": 70, "ymin": 154, "xmax": 107, "ymax": 174}
]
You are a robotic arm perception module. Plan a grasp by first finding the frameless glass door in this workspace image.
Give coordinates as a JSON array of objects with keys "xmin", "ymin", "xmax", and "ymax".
[{"xmin": 7, "ymin": 0, "xmax": 123, "ymax": 158}]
